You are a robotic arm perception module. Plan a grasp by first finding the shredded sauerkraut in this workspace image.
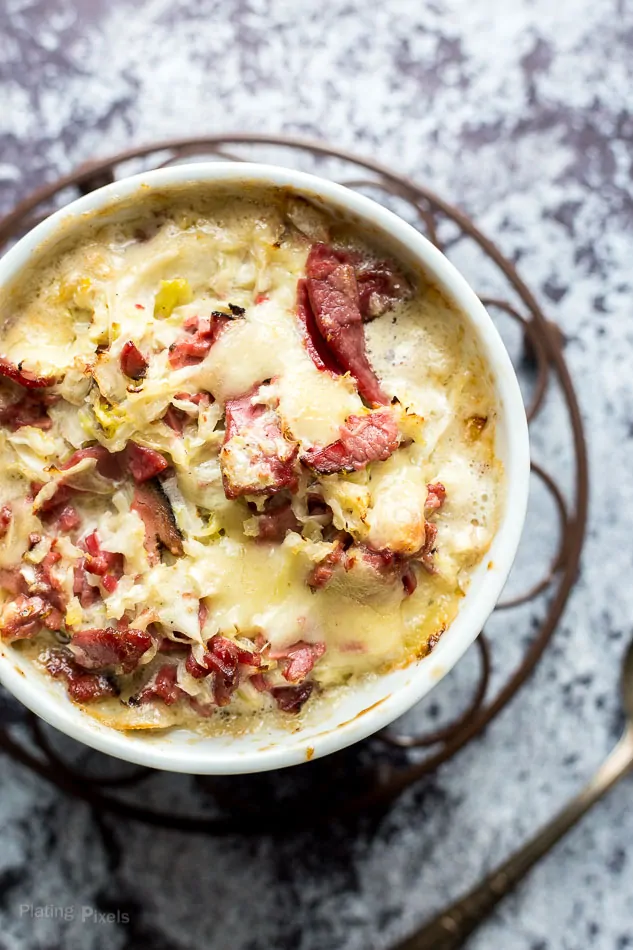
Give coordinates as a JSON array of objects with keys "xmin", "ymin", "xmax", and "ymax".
[{"xmin": 0, "ymin": 186, "xmax": 501, "ymax": 732}]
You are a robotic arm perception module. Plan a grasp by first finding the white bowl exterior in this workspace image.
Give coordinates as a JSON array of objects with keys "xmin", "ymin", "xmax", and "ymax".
[{"xmin": 0, "ymin": 163, "xmax": 530, "ymax": 773}]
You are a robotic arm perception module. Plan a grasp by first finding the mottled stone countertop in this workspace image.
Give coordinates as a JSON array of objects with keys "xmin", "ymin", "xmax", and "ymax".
[{"xmin": 1, "ymin": 1, "xmax": 632, "ymax": 948}]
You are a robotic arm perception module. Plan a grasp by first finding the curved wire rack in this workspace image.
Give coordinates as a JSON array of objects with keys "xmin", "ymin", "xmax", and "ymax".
[{"xmin": 0, "ymin": 135, "xmax": 588, "ymax": 837}]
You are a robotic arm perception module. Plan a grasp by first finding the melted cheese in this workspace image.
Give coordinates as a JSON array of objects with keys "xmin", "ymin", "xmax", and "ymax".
[
  {"xmin": 0, "ymin": 186, "xmax": 502, "ymax": 732},
  {"xmin": 195, "ymin": 298, "xmax": 364, "ymax": 447},
  {"xmin": 365, "ymin": 448, "xmax": 429, "ymax": 555}
]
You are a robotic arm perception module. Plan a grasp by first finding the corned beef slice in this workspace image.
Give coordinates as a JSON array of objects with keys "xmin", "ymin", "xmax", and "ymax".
[
  {"xmin": 221, "ymin": 388, "xmax": 298, "ymax": 499},
  {"xmin": 301, "ymin": 409, "xmax": 398, "ymax": 474},
  {"xmin": 70, "ymin": 627, "xmax": 153, "ymax": 673},
  {"xmin": 131, "ymin": 479, "xmax": 184, "ymax": 559},
  {"xmin": 120, "ymin": 341, "xmax": 148, "ymax": 379},
  {"xmin": 0, "ymin": 356, "xmax": 56, "ymax": 389},
  {"xmin": 0, "ymin": 392, "xmax": 58, "ymax": 431},
  {"xmin": 168, "ymin": 313, "xmax": 231, "ymax": 369},
  {"xmin": 45, "ymin": 648, "xmax": 119, "ymax": 703},
  {"xmin": 295, "ymin": 278, "xmax": 342, "ymax": 373},
  {"xmin": 305, "ymin": 244, "xmax": 389, "ymax": 406}
]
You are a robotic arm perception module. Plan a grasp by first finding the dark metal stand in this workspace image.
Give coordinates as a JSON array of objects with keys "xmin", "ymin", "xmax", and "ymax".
[{"xmin": 0, "ymin": 137, "xmax": 588, "ymax": 855}]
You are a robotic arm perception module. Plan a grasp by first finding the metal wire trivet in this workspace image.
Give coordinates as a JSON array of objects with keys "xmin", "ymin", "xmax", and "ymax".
[{"xmin": 0, "ymin": 135, "xmax": 588, "ymax": 837}]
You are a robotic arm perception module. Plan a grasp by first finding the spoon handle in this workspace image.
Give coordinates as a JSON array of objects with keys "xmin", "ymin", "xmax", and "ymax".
[{"xmin": 395, "ymin": 726, "xmax": 633, "ymax": 950}]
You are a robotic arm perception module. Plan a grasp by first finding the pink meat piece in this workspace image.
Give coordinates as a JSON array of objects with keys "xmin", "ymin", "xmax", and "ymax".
[
  {"xmin": 150, "ymin": 636, "xmax": 261, "ymax": 710},
  {"xmin": 31, "ymin": 483, "xmax": 73, "ymax": 522},
  {"xmin": 168, "ymin": 313, "xmax": 231, "ymax": 369},
  {"xmin": 120, "ymin": 341, "xmax": 148, "ymax": 379},
  {"xmin": 83, "ymin": 531, "xmax": 123, "ymax": 576},
  {"xmin": 32, "ymin": 481, "xmax": 80, "ymax": 533},
  {"xmin": 254, "ymin": 500, "xmax": 301, "ymax": 542},
  {"xmin": 250, "ymin": 672, "xmax": 268, "ymax": 692},
  {"xmin": 42, "ymin": 442, "xmax": 165, "ymax": 518},
  {"xmin": 221, "ymin": 387, "xmax": 298, "ymax": 499},
  {"xmin": 79, "ymin": 531, "xmax": 124, "ymax": 595},
  {"xmin": 60, "ymin": 445, "xmax": 123, "ymax": 480},
  {"xmin": 301, "ymin": 409, "xmax": 399, "ymax": 474},
  {"xmin": 124, "ymin": 443, "xmax": 169, "ymax": 482},
  {"xmin": 185, "ymin": 651, "xmax": 210, "ymax": 680},
  {"xmin": 34, "ymin": 495, "xmax": 79, "ymax": 533},
  {"xmin": 0, "ymin": 356, "xmax": 56, "ymax": 389},
  {"xmin": 54, "ymin": 505, "xmax": 81, "ymax": 533},
  {"xmin": 295, "ymin": 278, "xmax": 342, "ymax": 374},
  {"xmin": 0, "ymin": 392, "xmax": 59, "ymax": 431},
  {"xmin": 0, "ymin": 505, "xmax": 11, "ymax": 540},
  {"xmin": 306, "ymin": 244, "xmax": 389, "ymax": 406},
  {"xmin": 0, "ymin": 594, "xmax": 50, "ymax": 640},
  {"xmin": 419, "ymin": 522, "xmax": 439, "ymax": 575},
  {"xmin": 137, "ymin": 664, "xmax": 186, "ymax": 706},
  {"xmin": 157, "ymin": 636, "xmax": 189, "ymax": 654},
  {"xmin": 163, "ymin": 405, "xmax": 188, "ymax": 434},
  {"xmin": 307, "ymin": 540, "xmax": 347, "ymax": 590},
  {"xmin": 203, "ymin": 635, "xmax": 261, "ymax": 706},
  {"xmin": 425, "ymin": 482, "xmax": 447, "ymax": 512},
  {"xmin": 70, "ymin": 627, "xmax": 153, "ymax": 674},
  {"xmin": 356, "ymin": 545, "xmax": 399, "ymax": 575},
  {"xmin": 175, "ymin": 392, "xmax": 211, "ymax": 406},
  {"xmin": 0, "ymin": 567, "xmax": 25, "ymax": 596},
  {"xmin": 131, "ymin": 480, "xmax": 184, "ymax": 562},
  {"xmin": 73, "ymin": 561, "xmax": 101, "ymax": 608},
  {"xmin": 269, "ymin": 640, "xmax": 327, "ymax": 683},
  {"xmin": 270, "ymin": 681, "xmax": 314, "ymax": 713},
  {"xmin": 0, "ymin": 546, "xmax": 66, "ymax": 636},
  {"xmin": 402, "ymin": 563, "xmax": 418, "ymax": 595},
  {"xmin": 24, "ymin": 546, "xmax": 66, "ymax": 620},
  {"xmin": 45, "ymin": 648, "xmax": 119, "ymax": 703}
]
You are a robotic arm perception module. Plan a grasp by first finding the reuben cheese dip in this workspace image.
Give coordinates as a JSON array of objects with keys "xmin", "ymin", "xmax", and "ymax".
[{"xmin": 0, "ymin": 179, "xmax": 502, "ymax": 736}]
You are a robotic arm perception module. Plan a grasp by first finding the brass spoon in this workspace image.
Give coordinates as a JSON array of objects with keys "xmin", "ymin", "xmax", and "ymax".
[{"xmin": 394, "ymin": 638, "xmax": 633, "ymax": 950}]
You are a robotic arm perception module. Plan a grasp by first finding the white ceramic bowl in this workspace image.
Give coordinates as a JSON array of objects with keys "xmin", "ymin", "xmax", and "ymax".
[{"xmin": 0, "ymin": 163, "xmax": 530, "ymax": 773}]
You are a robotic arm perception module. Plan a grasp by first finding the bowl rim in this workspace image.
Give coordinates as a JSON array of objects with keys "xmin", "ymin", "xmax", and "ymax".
[{"xmin": 0, "ymin": 162, "xmax": 530, "ymax": 774}]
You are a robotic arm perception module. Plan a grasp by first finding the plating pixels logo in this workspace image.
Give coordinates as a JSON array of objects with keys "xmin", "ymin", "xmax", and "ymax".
[{"xmin": 19, "ymin": 904, "xmax": 130, "ymax": 924}]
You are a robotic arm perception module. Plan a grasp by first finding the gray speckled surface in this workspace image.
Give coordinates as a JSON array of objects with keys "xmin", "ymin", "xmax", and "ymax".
[{"xmin": 1, "ymin": 2, "xmax": 632, "ymax": 949}]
